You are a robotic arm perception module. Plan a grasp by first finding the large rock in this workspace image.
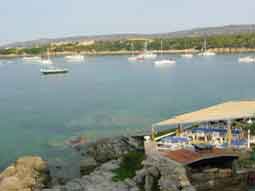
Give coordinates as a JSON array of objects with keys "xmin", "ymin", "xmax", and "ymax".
[
  {"xmin": 85, "ymin": 136, "xmax": 142, "ymax": 163},
  {"xmin": 43, "ymin": 160, "xmax": 140, "ymax": 191},
  {"xmin": 80, "ymin": 157, "xmax": 98, "ymax": 176},
  {"xmin": 0, "ymin": 156, "xmax": 50, "ymax": 191},
  {"xmin": 134, "ymin": 154, "xmax": 195, "ymax": 191}
]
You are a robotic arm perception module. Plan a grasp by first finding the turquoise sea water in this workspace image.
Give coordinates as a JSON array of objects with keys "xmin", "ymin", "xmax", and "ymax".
[{"xmin": 1, "ymin": 53, "xmax": 255, "ymax": 171}]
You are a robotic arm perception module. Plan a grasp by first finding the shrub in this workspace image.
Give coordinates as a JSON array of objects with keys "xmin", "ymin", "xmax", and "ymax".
[{"xmin": 112, "ymin": 151, "xmax": 145, "ymax": 181}]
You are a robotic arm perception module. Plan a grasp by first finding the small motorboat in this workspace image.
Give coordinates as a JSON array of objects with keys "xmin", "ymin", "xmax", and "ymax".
[{"xmin": 40, "ymin": 66, "xmax": 69, "ymax": 75}]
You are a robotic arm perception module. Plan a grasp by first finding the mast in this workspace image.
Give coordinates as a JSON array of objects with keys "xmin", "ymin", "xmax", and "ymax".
[
  {"xmin": 203, "ymin": 38, "xmax": 207, "ymax": 52},
  {"xmin": 131, "ymin": 43, "xmax": 134, "ymax": 56},
  {"xmin": 144, "ymin": 41, "xmax": 148, "ymax": 52},
  {"xmin": 160, "ymin": 40, "xmax": 163, "ymax": 56}
]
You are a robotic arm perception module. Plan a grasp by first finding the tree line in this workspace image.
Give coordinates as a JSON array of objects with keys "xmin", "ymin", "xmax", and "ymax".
[{"xmin": 2, "ymin": 33, "xmax": 255, "ymax": 55}]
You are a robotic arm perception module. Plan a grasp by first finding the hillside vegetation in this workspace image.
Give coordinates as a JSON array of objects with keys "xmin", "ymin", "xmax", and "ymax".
[{"xmin": 2, "ymin": 33, "xmax": 255, "ymax": 55}]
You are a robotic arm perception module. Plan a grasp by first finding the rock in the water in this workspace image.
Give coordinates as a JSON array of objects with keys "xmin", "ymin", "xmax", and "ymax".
[{"xmin": 0, "ymin": 156, "xmax": 50, "ymax": 191}]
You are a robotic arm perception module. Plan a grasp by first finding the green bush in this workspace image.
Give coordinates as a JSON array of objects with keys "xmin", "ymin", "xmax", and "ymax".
[{"xmin": 112, "ymin": 151, "xmax": 145, "ymax": 182}]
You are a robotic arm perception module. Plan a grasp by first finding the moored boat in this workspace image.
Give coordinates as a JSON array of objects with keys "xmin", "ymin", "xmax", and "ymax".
[
  {"xmin": 154, "ymin": 59, "xmax": 176, "ymax": 67},
  {"xmin": 23, "ymin": 56, "xmax": 42, "ymax": 62},
  {"xmin": 198, "ymin": 51, "xmax": 216, "ymax": 56},
  {"xmin": 40, "ymin": 59, "xmax": 53, "ymax": 65},
  {"xmin": 65, "ymin": 54, "xmax": 84, "ymax": 62},
  {"xmin": 154, "ymin": 40, "xmax": 176, "ymax": 67},
  {"xmin": 181, "ymin": 53, "xmax": 193, "ymax": 58},
  {"xmin": 40, "ymin": 67, "xmax": 69, "ymax": 75},
  {"xmin": 238, "ymin": 56, "xmax": 255, "ymax": 63},
  {"xmin": 198, "ymin": 39, "xmax": 216, "ymax": 56}
]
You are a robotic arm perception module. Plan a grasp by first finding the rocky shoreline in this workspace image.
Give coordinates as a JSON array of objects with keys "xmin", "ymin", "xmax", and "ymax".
[{"xmin": 0, "ymin": 136, "xmax": 254, "ymax": 191}]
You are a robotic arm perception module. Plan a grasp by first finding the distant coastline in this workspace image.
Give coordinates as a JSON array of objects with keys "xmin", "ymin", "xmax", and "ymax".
[{"xmin": 1, "ymin": 48, "xmax": 255, "ymax": 59}]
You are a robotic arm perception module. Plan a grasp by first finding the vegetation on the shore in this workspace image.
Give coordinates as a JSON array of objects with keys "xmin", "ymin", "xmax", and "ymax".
[
  {"xmin": 2, "ymin": 33, "xmax": 255, "ymax": 56},
  {"xmin": 112, "ymin": 151, "xmax": 145, "ymax": 182}
]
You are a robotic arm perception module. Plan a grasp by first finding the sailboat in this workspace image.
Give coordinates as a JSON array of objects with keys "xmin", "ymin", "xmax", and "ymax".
[
  {"xmin": 128, "ymin": 42, "xmax": 157, "ymax": 61},
  {"xmin": 181, "ymin": 53, "xmax": 193, "ymax": 58},
  {"xmin": 23, "ymin": 56, "xmax": 42, "ymax": 62},
  {"xmin": 128, "ymin": 43, "xmax": 138, "ymax": 61},
  {"xmin": 139, "ymin": 42, "xmax": 157, "ymax": 59},
  {"xmin": 65, "ymin": 53, "xmax": 84, "ymax": 62},
  {"xmin": 40, "ymin": 49, "xmax": 53, "ymax": 65},
  {"xmin": 181, "ymin": 40, "xmax": 193, "ymax": 58},
  {"xmin": 154, "ymin": 40, "xmax": 176, "ymax": 67},
  {"xmin": 238, "ymin": 56, "xmax": 255, "ymax": 63},
  {"xmin": 40, "ymin": 49, "xmax": 69, "ymax": 75},
  {"xmin": 198, "ymin": 39, "xmax": 216, "ymax": 56}
]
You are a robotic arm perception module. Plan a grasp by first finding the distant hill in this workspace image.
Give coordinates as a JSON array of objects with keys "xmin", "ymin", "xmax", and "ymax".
[{"xmin": 3, "ymin": 24, "xmax": 255, "ymax": 48}]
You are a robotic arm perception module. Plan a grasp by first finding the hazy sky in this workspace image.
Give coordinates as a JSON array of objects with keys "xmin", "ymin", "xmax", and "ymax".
[{"xmin": 0, "ymin": 0, "xmax": 254, "ymax": 44}]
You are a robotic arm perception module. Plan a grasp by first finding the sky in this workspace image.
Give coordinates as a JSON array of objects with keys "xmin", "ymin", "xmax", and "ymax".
[{"xmin": 0, "ymin": 0, "xmax": 254, "ymax": 45}]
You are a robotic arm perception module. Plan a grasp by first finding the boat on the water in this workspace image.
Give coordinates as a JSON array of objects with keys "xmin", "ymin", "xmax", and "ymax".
[
  {"xmin": 65, "ymin": 54, "xmax": 84, "ymax": 62},
  {"xmin": 128, "ymin": 41, "xmax": 157, "ymax": 61},
  {"xmin": 40, "ymin": 49, "xmax": 68, "ymax": 75},
  {"xmin": 238, "ymin": 56, "xmax": 255, "ymax": 63},
  {"xmin": 181, "ymin": 53, "xmax": 193, "ymax": 58},
  {"xmin": 40, "ymin": 67, "xmax": 69, "ymax": 75},
  {"xmin": 154, "ymin": 59, "xmax": 176, "ymax": 67},
  {"xmin": 198, "ymin": 51, "xmax": 216, "ymax": 56},
  {"xmin": 40, "ymin": 59, "xmax": 53, "ymax": 65},
  {"xmin": 128, "ymin": 43, "xmax": 138, "ymax": 61},
  {"xmin": 154, "ymin": 40, "xmax": 176, "ymax": 67},
  {"xmin": 39, "ymin": 49, "xmax": 53, "ymax": 65},
  {"xmin": 198, "ymin": 39, "xmax": 216, "ymax": 56},
  {"xmin": 23, "ymin": 56, "xmax": 42, "ymax": 62}
]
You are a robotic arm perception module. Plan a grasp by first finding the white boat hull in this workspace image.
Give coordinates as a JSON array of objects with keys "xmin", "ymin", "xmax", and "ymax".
[
  {"xmin": 65, "ymin": 55, "xmax": 85, "ymax": 62},
  {"xmin": 40, "ymin": 59, "xmax": 53, "ymax": 65},
  {"xmin": 154, "ymin": 59, "xmax": 176, "ymax": 67},
  {"xmin": 23, "ymin": 56, "xmax": 41, "ymax": 62},
  {"xmin": 198, "ymin": 51, "xmax": 216, "ymax": 56},
  {"xmin": 181, "ymin": 54, "xmax": 193, "ymax": 58},
  {"xmin": 238, "ymin": 56, "xmax": 255, "ymax": 63},
  {"xmin": 40, "ymin": 68, "xmax": 69, "ymax": 75}
]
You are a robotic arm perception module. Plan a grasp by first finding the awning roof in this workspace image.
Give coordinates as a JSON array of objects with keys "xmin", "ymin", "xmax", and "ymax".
[{"xmin": 155, "ymin": 101, "xmax": 255, "ymax": 126}]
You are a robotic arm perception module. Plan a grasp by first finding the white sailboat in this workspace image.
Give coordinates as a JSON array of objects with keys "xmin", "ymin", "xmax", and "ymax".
[
  {"xmin": 139, "ymin": 42, "xmax": 157, "ymax": 59},
  {"xmin": 128, "ymin": 42, "xmax": 157, "ymax": 61},
  {"xmin": 65, "ymin": 54, "xmax": 84, "ymax": 62},
  {"xmin": 39, "ymin": 49, "xmax": 53, "ymax": 65},
  {"xmin": 23, "ymin": 56, "xmax": 42, "ymax": 62},
  {"xmin": 198, "ymin": 39, "xmax": 216, "ymax": 56},
  {"xmin": 128, "ymin": 43, "xmax": 138, "ymax": 61},
  {"xmin": 154, "ymin": 40, "xmax": 176, "ymax": 67},
  {"xmin": 40, "ymin": 49, "xmax": 68, "ymax": 75},
  {"xmin": 181, "ymin": 53, "xmax": 193, "ymax": 58},
  {"xmin": 238, "ymin": 56, "xmax": 255, "ymax": 63},
  {"xmin": 181, "ymin": 40, "xmax": 193, "ymax": 58}
]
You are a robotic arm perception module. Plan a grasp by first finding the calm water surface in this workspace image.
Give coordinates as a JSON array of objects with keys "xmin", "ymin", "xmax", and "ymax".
[{"xmin": 0, "ymin": 53, "xmax": 255, "ymax": 171}]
